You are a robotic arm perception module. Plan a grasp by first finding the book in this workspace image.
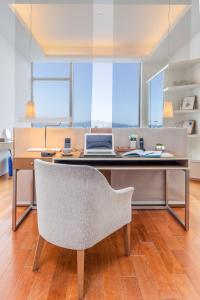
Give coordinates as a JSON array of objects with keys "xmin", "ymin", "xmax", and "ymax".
[{"xmin": 122, "ymin": 150, "xmax": 162, "ymax": 158}]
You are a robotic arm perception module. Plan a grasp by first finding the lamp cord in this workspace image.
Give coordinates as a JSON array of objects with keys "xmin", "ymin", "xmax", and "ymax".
[
  {"xmin": 29, "ymin": 0, "xmax": 33, "ymax": 102},
  {"xmin": 167, "ymin": 0, "xmax": 171, "ymax": 83}
]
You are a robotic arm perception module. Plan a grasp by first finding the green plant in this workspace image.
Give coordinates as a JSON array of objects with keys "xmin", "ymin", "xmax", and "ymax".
[{"xmin": 129, "ymin": 134, "xmax": 138, "ymax": 141}]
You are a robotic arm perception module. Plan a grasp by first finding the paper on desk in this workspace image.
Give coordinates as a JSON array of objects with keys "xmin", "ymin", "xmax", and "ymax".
[
  {"xmin": 161, "ymin": 152, "xmax": 174, "ymax": 157},
  {"xmin": 27, "ymin": 148, "xmax": 61, "ymax": 152}
]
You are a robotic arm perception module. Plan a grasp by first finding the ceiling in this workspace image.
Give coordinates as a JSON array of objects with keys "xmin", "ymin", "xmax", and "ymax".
[{"xmin": 10, "ymin": 2, "xmax": 191, "ymax": 59}]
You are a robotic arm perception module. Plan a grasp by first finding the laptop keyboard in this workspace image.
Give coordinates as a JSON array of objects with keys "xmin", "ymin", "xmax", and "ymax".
[{"xmin": 87, "ymin": 152, "xmax": 114, "ymax": 155}]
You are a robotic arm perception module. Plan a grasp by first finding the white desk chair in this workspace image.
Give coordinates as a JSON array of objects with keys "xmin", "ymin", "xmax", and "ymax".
[{"xmin": 33, "ymin": 160, "xmax": 134, "ymax": 299}]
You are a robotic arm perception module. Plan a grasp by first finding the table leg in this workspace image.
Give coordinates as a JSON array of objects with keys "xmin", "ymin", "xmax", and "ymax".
[
  {"xmin": 167, "ymin": 169, "xmax": 189, "ymax": 231},
  {"xmin": 12, "ymin": 169, "xmax": 33, "ymax": 231},
  {"xmin": 12, "ymin": 169, "xmax": 17, "ymax": 231},
  {"xmin": 165, "ymin": 169, "xmax": 168, "ymax": 207},
  {"xmin": 185, "ymin": 169, "xmax": 189, "ymax": 231}
]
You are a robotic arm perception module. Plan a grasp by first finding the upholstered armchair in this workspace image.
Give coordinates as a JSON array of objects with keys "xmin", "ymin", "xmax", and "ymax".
[{"xmin": 33, "ymin": 160, "xmax": 134, "ymax": 299}]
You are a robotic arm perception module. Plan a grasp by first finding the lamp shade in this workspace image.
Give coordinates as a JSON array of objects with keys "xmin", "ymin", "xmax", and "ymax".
[
  {"xmin": 163, "ymin": 101, "xmax": 173, "ymax": 118},
  {"xmin": 25, "ymin": 101, "xmax": 36, "ymax": 118}
]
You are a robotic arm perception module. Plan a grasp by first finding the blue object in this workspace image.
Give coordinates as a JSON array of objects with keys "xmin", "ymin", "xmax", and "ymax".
[{"xmin": 8, "ymin": 156, "xmax": 13, "ymax": 177}]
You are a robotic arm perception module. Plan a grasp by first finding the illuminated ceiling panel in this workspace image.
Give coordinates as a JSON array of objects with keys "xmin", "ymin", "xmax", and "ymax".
[{"xmin": 10, "ymin": 3, "xmax": 190, "ymax": 58}]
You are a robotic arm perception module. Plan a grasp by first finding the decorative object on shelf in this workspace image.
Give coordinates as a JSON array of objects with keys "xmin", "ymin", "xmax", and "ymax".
[
  {"xmin": 155, "ymin": 143, "xmax": 165, "ymax": 151},
  {"xmin": 129, "ymin": 134, "xmax": 137, "ymax": 149},
  {"xmin": 182, "ymin": 120, "xmax": 196, "ymax": 134},
  {"xmin": 163, "ymin": 101, "xmax": 174, "ymax": 118},
  {"xmin": 181, "ymin": 96, "xmax": 196, "ymax": 110}
]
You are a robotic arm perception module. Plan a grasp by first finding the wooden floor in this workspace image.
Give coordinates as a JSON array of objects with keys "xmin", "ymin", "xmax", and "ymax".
[{"xmin": 0, "ymin": 176, "xmax": 200, "ymax": 300}]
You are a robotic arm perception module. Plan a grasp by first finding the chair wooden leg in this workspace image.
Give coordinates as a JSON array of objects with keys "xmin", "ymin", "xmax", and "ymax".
[
  {"xmin": 77, "ymin": 250, "xmax": 85, "ymax": 300},
  {"xmin": 33, "ymin": 235, "xmax": 44, "ymax": 271},
  {"xmin": 124, "ymin": 223, "xmax": 131, "ymax": 256}
]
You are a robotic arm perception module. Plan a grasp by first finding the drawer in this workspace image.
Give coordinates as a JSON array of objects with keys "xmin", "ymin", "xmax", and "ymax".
[{"xmin": 13, "ymin": 157, "xmax": 52, "ymax": 170}]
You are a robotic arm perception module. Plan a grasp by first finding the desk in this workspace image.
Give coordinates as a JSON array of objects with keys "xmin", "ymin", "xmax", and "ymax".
[{"xmin": 12, "ymin": 152, "xmax": 189, "ymax": 231}]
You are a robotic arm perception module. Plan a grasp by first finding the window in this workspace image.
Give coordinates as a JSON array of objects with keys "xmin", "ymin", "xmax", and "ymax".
[
  {"xmin": 113, "ymin": 63, "xmax": 140, "ymax": 127},
  {"xmin": 148, "ymin": 71, "xmax": 164, "ymax": 128},
  {"xmin": 32, "ymin": 63, "xmax": 71, "ymax": 120},
  {"xmin": 91, "ymin": 62, "xmax": 113, "ymax": 128},
  {"xmin": 32, "ymin": 62, "xmax": 141, "ymax": 127},
  {"xmin": 73, "ymin": 63, "xmax": 93, "ymax": 128}
]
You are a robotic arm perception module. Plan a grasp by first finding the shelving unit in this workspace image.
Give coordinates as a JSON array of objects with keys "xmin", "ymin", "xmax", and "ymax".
[{"xmin": 149, "ymin": 58, "xmax": 200, "ymax": 180}]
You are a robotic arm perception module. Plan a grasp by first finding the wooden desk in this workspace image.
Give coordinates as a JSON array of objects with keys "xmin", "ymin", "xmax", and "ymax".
[{"xmin": 12, "ymin": 151, "xmax": 189, "ymax": 231}]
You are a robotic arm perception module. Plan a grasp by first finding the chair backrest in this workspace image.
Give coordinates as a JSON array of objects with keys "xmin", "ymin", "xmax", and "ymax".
[{"xmin": 34, "ymin": 159, "xmax": 112, "ymax": 250}]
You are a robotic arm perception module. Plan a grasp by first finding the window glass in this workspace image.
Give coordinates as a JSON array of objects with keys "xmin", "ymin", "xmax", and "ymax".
[
  {"xmin": 91, "ymin": 62, "xmax": 113, "ymax": 128},
  {"xmin": 33, "ymin": 63, "xmax": 70, "ymax": 78},
  {"xmin": 73, "ymin": 63, "xmax": 93, "ymax": 127},
  {"xmin": 148, "ymin": 71, "xmax": 164, "ymax": 128},
  {"xmin": 33, "ymin": 80, "xmax": 70, "ymax": 118},
  {"xmin": 112, "ymin": 63, "xmax": 140, "ymax": 127}
]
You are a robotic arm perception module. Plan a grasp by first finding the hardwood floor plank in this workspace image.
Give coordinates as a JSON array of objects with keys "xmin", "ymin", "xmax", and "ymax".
[
  {"xmin": 121, "ymin": 277, "xmax": 143, "ymax": 300},
  {"xmin": 84, "ymin": 251, "xmax": 104, "ymax": 300},
  {"xmin": 0, "ymin": 248, "xmax": 31, "ymax": 300},
  {"xmin": 27, "ymin": 243, "xmax": 61, "ymax": 300},
  {"xmin": 8, "ymin": 267, "xmax": 36, "ymax": 300},
  {"xmin": 132, "ymin": 255, "xmax": 160, "ymax": 300},
  {"xmin": 173, "ymin": 274, "xmax": 200, "ymax": 300},
  {"xmin": 150, "ymin": 233, "xmax": 183, "ymax": 274},
  {"xmin": 46, "ymin": 250, "xmax": 73, "ymax": 300},
  {"xmin": 138, "ymin": 242, "xmax": 180, "ymax": 299}
]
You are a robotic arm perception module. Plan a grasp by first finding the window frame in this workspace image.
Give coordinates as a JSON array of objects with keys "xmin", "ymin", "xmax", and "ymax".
[{"xmin": 31, "ymin": 62, "xmax": 73, "ymax": 125}]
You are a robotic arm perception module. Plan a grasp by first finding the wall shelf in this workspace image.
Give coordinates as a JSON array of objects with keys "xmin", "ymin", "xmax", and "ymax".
[
  {"xmin": 187, "ymin": 134, "xmax": 200, "ymax": 138},
  {"xmin": 164, "ymin": 83, "xmax": 200, "ymax": 92},
  {"xmin": 174, "ymin": 109, "xmax": 200, "ymax": 114}
]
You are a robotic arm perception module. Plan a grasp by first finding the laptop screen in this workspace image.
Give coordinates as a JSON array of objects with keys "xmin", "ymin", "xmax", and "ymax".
[{"xmin": 86, "ymin": 134, "xmax": 113, "ymax": 151}]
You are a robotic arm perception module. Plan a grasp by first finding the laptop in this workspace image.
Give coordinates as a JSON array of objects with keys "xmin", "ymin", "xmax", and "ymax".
[{"xmin": 84, "ymin": 133, "xmax": 116, "ymax": 156}]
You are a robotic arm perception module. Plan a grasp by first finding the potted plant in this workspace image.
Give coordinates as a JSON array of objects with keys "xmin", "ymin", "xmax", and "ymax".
[{"xmin": 129, "ymin": 134, "xmax": 138, "ymax": 149}]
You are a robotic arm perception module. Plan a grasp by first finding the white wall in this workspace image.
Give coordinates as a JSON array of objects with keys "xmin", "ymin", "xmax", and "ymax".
[
  {"xmin": 0, "ymin": 33, "xmax": 15, "ymax": 136},
  {"xmin": 0, "ymin": 10, "xmax": 31, "ymax": 175},
  {"xmin": 0, "ymin": 33, "xmax": 15, "ymax": 175},
  {"xmin": 15, "ymin": 50, "xmax": 31, "ymax": 127}
]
